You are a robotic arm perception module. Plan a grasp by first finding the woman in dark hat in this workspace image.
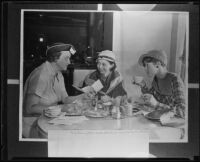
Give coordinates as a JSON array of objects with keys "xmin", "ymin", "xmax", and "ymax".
[
  {"xmin": 134, "ymin": 49, "xmax": 185, "ymax": 119},
  {"xmin": 23, "ymin": 42, "xmax": 92, "ymax": 116},
  {"xmin": 83, "ymin": 50, "xmax": 127, "ymax": 102}
]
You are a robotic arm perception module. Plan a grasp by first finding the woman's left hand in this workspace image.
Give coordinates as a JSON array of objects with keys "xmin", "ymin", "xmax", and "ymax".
[
  {"xmin": 159, "ymin": 111, "xmax": 186, "ymax": 127},
  {"xmin": 142, "ymin": 94, "xmax": 158, "ymax": 107},
  {"xmin": 82, "ymin": 86, "xmax": 96, "ymax": 98},
  {"xmin": 101, "ymin": 95, "xmax": 112, "ymax": 103},
  {"xmin": 160, "ymin": 111, "xmax": 175, "ymax": 122},
  {"xmin": 82, "ymin": 86, "xmax": 95, "ymax": 94}
]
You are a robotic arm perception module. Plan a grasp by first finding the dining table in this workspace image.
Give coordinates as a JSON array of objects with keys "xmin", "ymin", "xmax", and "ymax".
[{"xmin": 35, "ymin": 111, "xmax": 186, "ymax": 142}]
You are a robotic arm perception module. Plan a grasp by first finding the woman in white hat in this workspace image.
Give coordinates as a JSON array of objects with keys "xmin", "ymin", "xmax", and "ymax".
[
  {"xmin": 133, "ymin": 49, "xmax": 185, "ymax": 120},
  {"xmin": 83, "ymin": 50, "xmax": 127, "ymax": 102}
]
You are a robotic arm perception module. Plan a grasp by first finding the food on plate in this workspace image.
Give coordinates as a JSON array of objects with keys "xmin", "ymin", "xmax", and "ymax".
[
  {"xmin": 102, "ymin": 101, "xmax": 112, "ymax": 106},
  {"xmin": 62, "ymin": 103, "xmax": 82, "ymax": 115},
  {"xmin": 84, "ymin": 109, "xmax": 109, "ymax": 118}
]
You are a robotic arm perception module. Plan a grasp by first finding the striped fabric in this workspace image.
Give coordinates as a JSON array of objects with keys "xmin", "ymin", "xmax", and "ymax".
[{"xmin": 141, "ymin": 72, "xmax": 186, "ymax": 118}]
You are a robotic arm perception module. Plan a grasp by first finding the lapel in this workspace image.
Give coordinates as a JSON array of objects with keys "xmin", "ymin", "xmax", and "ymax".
[{"xmin": 104, "ymin": 71, "xmax": 122, "ymax": 95}]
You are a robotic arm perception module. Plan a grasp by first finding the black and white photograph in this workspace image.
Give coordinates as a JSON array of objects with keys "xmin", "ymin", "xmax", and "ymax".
[
  {"xmin": 2, "ymin": 3, "xmax": 199, "ymax": 160},
  {"xmin": 20, "ymin": 10, "xmax": 188, "ymax": 143}
]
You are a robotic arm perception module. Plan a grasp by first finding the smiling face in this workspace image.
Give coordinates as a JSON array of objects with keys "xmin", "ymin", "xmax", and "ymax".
[
  {"xmin": 55, "ymin": 51, "xmax": 71, "ymax": 71},
  {"xmin": 97, "ymin": 59, "xmax": 114, "ymax": 77}
]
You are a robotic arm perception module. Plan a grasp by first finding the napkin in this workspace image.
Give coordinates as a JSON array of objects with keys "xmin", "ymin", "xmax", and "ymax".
[
  {"xmin": 73, "ymin": 79, "xmax": 103, "ymax": 93},
  {"xmin": 48, "ymin": 116, "xmax": 89, "ymax": 125},
  {"xmin": 91, "ymin": 79, "xmax": 103, "ymax": 92},
  {"xmin": 160, "ymin": 117, "xmax": 185, "ymax": 127}
]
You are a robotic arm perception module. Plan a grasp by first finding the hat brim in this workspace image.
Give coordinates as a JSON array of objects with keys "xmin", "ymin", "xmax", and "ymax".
[
  {"xmin": 97, "ymin": 57, "xmax": 115, "ymax": 63},
  {"xmin": 138, "ymin": 53, "xmax": 152, "ymax": 66},
  {"xmin": 46, "ymin": 44, "xmax": 75, "ymax": 55}
]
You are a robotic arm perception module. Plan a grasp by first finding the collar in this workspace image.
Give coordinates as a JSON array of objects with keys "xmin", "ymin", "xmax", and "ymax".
[{"xmin": 45, "ymin": 61, "xmax": 58, "ymax": 77}]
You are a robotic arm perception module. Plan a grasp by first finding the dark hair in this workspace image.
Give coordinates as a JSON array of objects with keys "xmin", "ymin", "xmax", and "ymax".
[
  {"xmin": 142, "ymin": 57, "xmax": 165, "ymax": 67},
  {"xmin": 46, "ymin": 51, "xmax": 62, "ymax": 62},
  {"xmin": 109, "ymin": 61, "xmax": 116, "ymax": 71}
]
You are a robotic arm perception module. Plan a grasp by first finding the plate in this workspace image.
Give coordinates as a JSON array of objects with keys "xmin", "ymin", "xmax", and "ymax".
[
  {"xmin": 84, "ymin": 110, "xmax": 108, "ymax": 118},
  {"xmin": 65, "ymin": 112, "xmax": 82, "ymax": 116},
  {"xmin": 145, "ymin": 113, "xmax": 160, "ymax": 120},
  {"xmin": 44, "ymin": 112, "xmax": 62, "ymax": 118},
  {"xmin": 144, "ymin": 109, "xmax": 171, "ymax": 120},
  {"xmin": 85, "ymin": 114, "xmax": 106, "ymax": 118},
  {"xmin": 132, "ymin": 108, "xmax": 140, "ymax": 112}
]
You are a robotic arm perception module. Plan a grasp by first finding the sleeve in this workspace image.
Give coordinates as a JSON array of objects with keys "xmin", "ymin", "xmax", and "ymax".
[
  {"xmin": 107, "ymin": 81, "xmax": 127, "ymax": 98},
  {"xmin": 171, "ymin": 75, "xmax": 186, "ymax": 118},
  {"xmin": 82, "ymin": 72, "xmax": 96, "ymax": 87},
  {"xmin": 26, "ymin": 72, "xmax": 47, "ymax": 98},
  {"xmin": 58, "ymin": 73, "xmax": 68, "ymax": 102}
]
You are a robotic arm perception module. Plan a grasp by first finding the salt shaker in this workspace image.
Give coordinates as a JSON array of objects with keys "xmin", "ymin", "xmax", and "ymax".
[
  {"xmin": 126, "ymin": 103, "xmax": 133, "ymax": 116},
  {"xmin": 116, "ymin": 107, "xmax": 121, "ymax": 119}
]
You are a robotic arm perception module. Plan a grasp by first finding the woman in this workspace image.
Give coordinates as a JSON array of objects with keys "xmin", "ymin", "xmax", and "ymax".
[
  {"xmin": 83, "ymin": 50, "xmax": 127, "ymax": 102},
  {"xmin": 133, "ymin": 49, "xmax": 185, "ymax": 119},
  {"xmin": 23, "ymin": 43, "xmax": 93, "ymax": 138},
  {"xmin": 23, "ymin": 42, "xmax": 91, "ymax": 116}
]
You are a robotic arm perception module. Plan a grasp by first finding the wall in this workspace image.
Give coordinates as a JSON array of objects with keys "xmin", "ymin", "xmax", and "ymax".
[{"xmin": 113, "ymin": 12, "xmax": 173, "ymax": 97}]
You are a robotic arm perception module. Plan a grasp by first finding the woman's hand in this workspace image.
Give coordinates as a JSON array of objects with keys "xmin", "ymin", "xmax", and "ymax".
[
  {"xmin": 132, "ymin": 76, "xmax": 153, "ymax": 89},
  {"xmin": 160, "ymin": 111, "xmax": 176, "ymax": 124},
  {"xmin": 44, "ymin": 105, "xmax": 62, "ymax": 116},
  {"xmin": 101, "ymin": 95, "xmax": 112, "ymax": 103},
  {"xmin": 142, "ymin": 94, "xmax": 158, "ymax": 107},
  {"xmin": 132, "ymin": 79, "xmax": 146, "ymax": 88},
  {"xmin": 82, "ymin": 86, "xmax": 96, "ymax": 98}
]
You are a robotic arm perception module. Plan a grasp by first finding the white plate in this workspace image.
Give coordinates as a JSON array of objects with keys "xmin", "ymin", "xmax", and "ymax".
[
  {"xmin": 65, "ymin": 112, "xmax": 82, "ymax": 116},
  {"xmin": 85, "ymin": 114, "xmax": 106, "ymax": 118},
  {"xmin": 145, "ymin": 113, "xmax": 160, "ymax": 120},
  {"xmin": 44, "ymin": 112, "xmax": 63, "ymax": 118},
  {"xmin": 84, "ymin": 110, "xmax": 108, "ymax": 118}
]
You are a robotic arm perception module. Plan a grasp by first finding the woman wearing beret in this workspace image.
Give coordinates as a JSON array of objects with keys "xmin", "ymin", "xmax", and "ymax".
[
  {"xmin": 133, "ymin": 49, "xmax": 186, "ymax": 119},
  {"xmin": 23, "ymin": 42, "xmax": 92, "ymax": 116},
  {"xmin": 83, "ymin": 50, "xmax": 127, "ymax": 102}
]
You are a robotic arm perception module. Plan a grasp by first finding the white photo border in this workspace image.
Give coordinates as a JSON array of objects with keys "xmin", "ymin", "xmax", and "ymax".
[{"xmin": 19, "ymin": 9, "xmax": 189, "ymax": 143}]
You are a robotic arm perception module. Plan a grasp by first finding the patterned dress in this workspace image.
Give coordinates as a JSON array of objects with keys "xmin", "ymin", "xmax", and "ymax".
[
  {"xmin": 141, "ymin": 72, "xmax": 186, "ymax": 118},
  {"xmin": 83, "ymin": 70, "xmax": 127, "ymax": 99}
]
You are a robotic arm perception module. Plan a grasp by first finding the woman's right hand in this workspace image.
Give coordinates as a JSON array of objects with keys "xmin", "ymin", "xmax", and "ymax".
[
  {"xmin": 101, "ymin": 95, "xmax": 112, "ymax": 103},
  {"xmin": 132, "ymin": 78, "xmax": 146, "ymax": 88},
  {"xmin": 82, "ymin": 86, "xmax": 96, "ymax": 98},
  {"xmin": 44, "ymin": 105, "xmax": 62, "ymax": 116},
  {"xmin": 141, "ymin": 93, "xmax": 158, "ymax": 107}
]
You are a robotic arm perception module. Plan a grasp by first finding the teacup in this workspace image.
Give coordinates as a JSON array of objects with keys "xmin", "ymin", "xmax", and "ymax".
[
  {"xmin": 124, "ymin": 103, "xmax": 133, "ymax": 116},
  {"xmin": 45, "ymin": 105, "xmax": 62, "ymax": 116},
  {"xmin": 142, "ymin": 94, "xmax": 157, "ymax": 107},
  {"xmin": 133, "ymin": 76, "xmax": 143, "ymax": 84}
]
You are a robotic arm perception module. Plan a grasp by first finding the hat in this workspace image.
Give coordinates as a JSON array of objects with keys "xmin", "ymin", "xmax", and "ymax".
[
  {"xmin": 97, "ymin": 50, "xmax": 116, "ymax": 62},
  {"xmin": 138, "ymin": 50, "xmax": 168, "ymax": 66},
  {"xmin": 46, "ymin": 43, "xmax": 76, "ymax": 56}
]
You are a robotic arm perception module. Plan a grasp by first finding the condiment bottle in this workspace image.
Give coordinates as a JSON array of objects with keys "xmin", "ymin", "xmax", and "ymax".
[{"xmin": 116, "ymin": 106, "xmax": 121, "ymax": 119}]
